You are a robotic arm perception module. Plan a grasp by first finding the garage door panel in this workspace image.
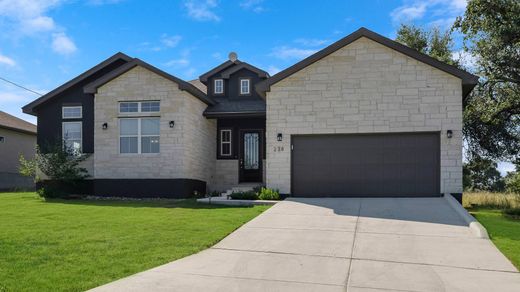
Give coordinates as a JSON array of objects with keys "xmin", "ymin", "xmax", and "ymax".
[{"xmin": 291, "ymin": 133, "xmax": 440, "ymax": 197}]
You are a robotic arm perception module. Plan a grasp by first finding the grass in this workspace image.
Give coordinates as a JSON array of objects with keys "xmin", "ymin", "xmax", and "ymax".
[
  {"xmin": 469, "ymin": 209, "xmax": 520, "ymax": 269},
  {"xmin": 0, "ymin": 192, "xmax": 269, "ymax": 292}
]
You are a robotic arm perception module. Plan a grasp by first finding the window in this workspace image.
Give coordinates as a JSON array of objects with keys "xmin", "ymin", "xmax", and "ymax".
[
  {"xmin": 119, "ymin": 101, "xmax": 160, "ymax": 113},
  {"xmin": 120, "ymin": 118, "xmax": 160, "ymax": 154},
  {"xmin": 240, "ymin": 79, "xmax": 250, "ymax": 95},
  {"xmin": 141, "ymin": 101, "xmax": 160, "ymax": 112},
  {"xmin": 120, "ymin": 102, "xmax": 138, "ymax": 113},
  {"xmin": 0, "ymin": 136, "xmax": 4, "ymax": 143},
  {"xmin": 214, "ymin": 79, "xmax": 224, "ymax": 94},
  {"xmin": 220, "ymin": 129, "xmax": 232, "ymax": 156},
  {"xmin": 62, "ymin": 106, "xmax": 82, "ymax": 119},
  {"xmin": 62, "ymin": 122, "xmax": 82, "ymax": 154}
]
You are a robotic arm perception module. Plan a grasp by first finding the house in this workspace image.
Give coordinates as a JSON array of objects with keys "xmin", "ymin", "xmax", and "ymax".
[
  {"xmin": 22, "ymin": 28, "xmax": 478, "ymax": 198},
  {"xmin": 0, "ymin": 111, "xmax": 37, "ymax": 191}
]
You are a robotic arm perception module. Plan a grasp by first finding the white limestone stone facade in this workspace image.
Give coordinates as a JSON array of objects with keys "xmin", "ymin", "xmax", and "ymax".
[
  {"xmin": 93, "ymin": 66, "xmax": 216, "ymax": 184},
  {"xmin": 266, "ymin": 37, "xmax": 463, "ymax": 194}
]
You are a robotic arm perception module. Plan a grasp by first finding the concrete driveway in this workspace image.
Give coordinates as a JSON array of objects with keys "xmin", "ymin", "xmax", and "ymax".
[{"xmin": 91, "ymin": 197, "xmax": 520, "ymax": 292}]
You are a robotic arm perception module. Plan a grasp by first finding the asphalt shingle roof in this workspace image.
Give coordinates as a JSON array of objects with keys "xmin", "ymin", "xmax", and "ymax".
[{"xmin": 0, "ymin": 111, "xmax": 37, "ymax": 134}]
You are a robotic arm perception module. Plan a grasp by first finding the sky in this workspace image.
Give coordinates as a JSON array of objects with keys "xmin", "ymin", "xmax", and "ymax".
[{"xmin": 0, "ymin": 0, "xmax": 514, "ymax": 174}]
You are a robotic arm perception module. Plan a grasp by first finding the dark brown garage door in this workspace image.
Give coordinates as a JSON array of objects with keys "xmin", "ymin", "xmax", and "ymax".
[{"xmin": 291, "ymin": 133, "xmax": 440, "ymax": 197}]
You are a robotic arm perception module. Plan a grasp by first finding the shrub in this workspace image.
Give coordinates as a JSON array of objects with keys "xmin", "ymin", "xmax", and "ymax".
[
  {"xmin": 503, "ymin": 208, "xmax": 520, "ymax": 220},
  {"xmin": 20, "ymin": 142, "xmax": 90, "ymax": 199},
  {"xmin": 258, "ymin": 187, "xmax": 280, "ymax": 200},
  {"xmin": 230, "ymin": 191, "xmax": 258, "ymax": 200}
]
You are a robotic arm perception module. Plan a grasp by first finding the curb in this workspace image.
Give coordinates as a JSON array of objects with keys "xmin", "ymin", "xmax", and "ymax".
[
  {"xmin": 196, "ymin": 197, "xmax": 279, "ymax": 206},
  {"xmin": 444, "ymin": 193, "xmax": 489, "ymax": 239}
]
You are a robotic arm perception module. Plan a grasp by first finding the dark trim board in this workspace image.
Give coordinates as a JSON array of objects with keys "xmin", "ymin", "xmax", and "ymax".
[
  {"xmin": 94, "ymin": 179, "xmax": 206, "ymax": 198},
  {"xmin": 37, "ymin": 179, "xmax": 206, "ymax": 198}
]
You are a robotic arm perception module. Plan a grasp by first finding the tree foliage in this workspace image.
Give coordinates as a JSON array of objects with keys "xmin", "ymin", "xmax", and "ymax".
[
  {"xmin": 454, "ymin": 0, "xmax": 520, "ymax": 161},
  {"xmin": 396, "ymin": 24, "xmax": 458, "ymax": 66},
  {"xmin": 463, "ymin": 156, "xmax": 505, "ymax": 191}
]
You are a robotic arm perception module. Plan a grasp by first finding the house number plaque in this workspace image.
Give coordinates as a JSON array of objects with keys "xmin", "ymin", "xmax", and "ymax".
[{"xmin": 273, "ymin": 146, "xmax": 284, "ymax": 152}]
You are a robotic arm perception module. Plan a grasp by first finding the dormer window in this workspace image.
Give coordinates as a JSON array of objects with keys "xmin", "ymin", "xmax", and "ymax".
[
  {"xmin": 214, "ymin": 79, "xmax": 224, "ymax": 94},
  {"xmin": 240, "ymin": 78, "xmax": 250, "ymax": 95}
]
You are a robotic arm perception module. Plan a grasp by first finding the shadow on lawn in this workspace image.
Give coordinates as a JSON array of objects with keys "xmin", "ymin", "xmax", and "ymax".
[{"xmin": 41, "ymin": 198, "xmax": 256, "ymax": 210}]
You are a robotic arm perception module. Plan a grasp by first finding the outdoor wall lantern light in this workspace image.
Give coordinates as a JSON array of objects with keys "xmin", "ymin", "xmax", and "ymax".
[
  {"xmin": 169, "ymin": 121, "xmax": 175, "ymax": 128},
  {"xmin": 277, "ymin": 133, "xmax": 283, "ymax": 141},
  {"xmin": 102, "ymin": 123, "xmax": 108, "ymax": 130},
  {"xmin": 447, "ymin": 130, "xmax": 453, "ymax": 139}
]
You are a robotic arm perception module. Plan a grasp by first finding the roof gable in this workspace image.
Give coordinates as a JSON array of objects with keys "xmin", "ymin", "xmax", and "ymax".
[
  {"xmin": 199, "ymin": 60, "xmax": 235, "ymax": 84},
  {"xmin": 256, "ymin": 27, "xmax": 479, "ymax": 98},
  {"xmin": 219, "ymin": 62, "xmax": 269, "ymax": 79},
  {"xmin": 22, "ymin": 52, "xmax": 132, "ymax": 115},
  {"xmin": 84, "ymin": 59, "xmax": 215, "ymax": 105}
]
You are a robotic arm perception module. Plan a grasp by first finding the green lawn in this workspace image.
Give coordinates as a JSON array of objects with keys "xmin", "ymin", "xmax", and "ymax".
[
  {"xmin": 470, "ymin": 209, "xmax": 520, "ymax": 269},
  {"xmin": 0, "ymin": 192, "xmax": 269, "ymax": 292}
]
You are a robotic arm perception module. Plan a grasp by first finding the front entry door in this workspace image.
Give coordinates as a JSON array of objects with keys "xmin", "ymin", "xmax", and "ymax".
[{"xmin": 239, "ymin": 130, "xmax": 262, "ymax": 182}]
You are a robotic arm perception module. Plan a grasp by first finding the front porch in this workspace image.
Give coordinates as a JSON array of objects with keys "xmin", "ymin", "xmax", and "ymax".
[{"xmin": 211, "ymin": 117, "xmax": 266, "ymax": 192}]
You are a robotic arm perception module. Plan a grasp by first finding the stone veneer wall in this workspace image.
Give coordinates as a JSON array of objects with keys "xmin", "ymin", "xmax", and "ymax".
[
  {"xmin": 213, "ymin": 160, "xmax": 238, "ymax": 191},
  {"xmin": 94, "ymin": 66, "xmax": 216, "ymax": 184},
  {"xmin": 266, "ymin": 37, "xmax": 463, "ymax": 194}
]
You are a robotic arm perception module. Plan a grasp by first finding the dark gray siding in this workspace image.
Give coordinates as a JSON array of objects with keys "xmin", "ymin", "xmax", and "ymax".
[
  {"xmin": 35, "ymin": 59, "xmax": 127, "ymax": 153},
  {"xmin": 207, "ymin": 68, "xmax": 266, "ymax": 100},
  {"xmin": 217, "ymin": 117, "xmax": 265, "ymax": 160}
]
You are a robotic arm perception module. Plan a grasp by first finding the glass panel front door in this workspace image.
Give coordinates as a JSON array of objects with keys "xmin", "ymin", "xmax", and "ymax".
[
  {"xmin": 244, "ymin": 133, "xmax": 259, "ymax": 170},
  {"xmin": 240, "ymin": 130, "xmax": 262, "ymax": 182}
]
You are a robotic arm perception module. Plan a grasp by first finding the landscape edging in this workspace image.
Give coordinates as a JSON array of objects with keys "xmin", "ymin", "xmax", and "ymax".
[{"xmin": 444, "ymin": 193, "xmax": 489, "ymax": 239}]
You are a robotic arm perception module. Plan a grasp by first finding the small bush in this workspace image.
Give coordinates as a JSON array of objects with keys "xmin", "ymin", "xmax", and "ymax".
[
  {"xmin": 230, "ymin": 191, "xmax": 258, "ymax": 200},
  {"xmin": 258, "ymin": 187, "xmax": 280, "ymax": 200},
  {"xmin": 503, "ymin": 208, "xmax": 520, "ymax": 220}
]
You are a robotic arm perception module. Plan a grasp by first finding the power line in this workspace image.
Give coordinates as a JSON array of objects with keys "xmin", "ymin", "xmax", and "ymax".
[{"xmin": 0, "ymin": 76, "xmax": 43, "ymax": 96}]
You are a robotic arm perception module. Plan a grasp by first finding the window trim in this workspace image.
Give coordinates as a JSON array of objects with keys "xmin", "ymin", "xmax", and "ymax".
[
  {"xmin": 239, "ymin": 78, "xmax": 251, "ymax": 95},
  {"xmin": 62, "ymin": 106, "xmax": 82, "ymax": 119},
  {"xmin": 62, "ymin": 121, "xmax": 82, "ymax": 154},
  {"xmin": 119, "ymin": 117, "xmax": 160, "ymax": 154},
  {"xmin": 214, "ymin": 79, "xmax": 224, "ymax": 95},
  {"xmin": 220, "ymin": 129, "xmax": 232, "ymax": 156},
  {"xmin": 119, "ymin": 101, "xmax": 160, "ymax": 114}
]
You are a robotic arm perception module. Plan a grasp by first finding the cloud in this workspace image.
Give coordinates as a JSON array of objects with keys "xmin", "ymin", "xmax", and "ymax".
[
  {"xmin": 0, "ymin": 0, "xmax": 78, "ymax": 56},
  {"xmin": 391, "ymin": 3, "xmax": 427, "ymax": 22},
  {"xmin": 164, "ymin": 58, "xmax": 190, "ymax": 68},
  {"xmin": 0, "ymin": 0, "xmax": 62, "ymax": 34},
  {"xmin": 294, "ymin": 38, "xmax": 329, "ymax": 47},
  {"xmin": 0, "ymin": 53, "xmax": 16, "ymax": 66},
  {"xmin": 52, "ymin": 33, "xmax": 77, "ymax": 55},
  {"xmin": 161, "ymin": 34, "xmax": 182, "ymax": 48},
  {"xmin": 270, "ymin": 46, "xmax": 317, "ymax": 60},
  {"xmin": 452, "ymin": 50, "xmax": 477, "ymax": 71},
  {"xmin": 21, "ymin": 15, "xmax": 55, "ymax": 33},
  {"xmin": 267, "ymin": 65, "xmax": 281, "ymax": 75},
  {"xmin": 391, "ymin": 0, "xmax": 467, "ymax": 23},
  {"xmin": 184, "ymin": 0, "xmax": 220, "ymax": 22},
  {"xmin": 87, "ymin": 0, "xmax": 124, "ymax": 5},
  {"xmin": 0, "ymin": 92, "xmax": 31, "ymax": 103},
  {"xmin": 239, "ymin": 0, "xmax": 265, "ymax": 13}
]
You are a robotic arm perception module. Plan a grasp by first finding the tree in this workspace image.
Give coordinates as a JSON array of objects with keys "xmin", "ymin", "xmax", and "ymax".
[
  {"xmin": 396, "ymin": 24, "xmax": 459, "ymax": 67},
  {"xmin": 454, "ymin": 0, "xmax": 520, "ymax": 161},
  {"xmin": 464, "ymin": 156, "xmax": 505, "ymax": 191}
]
